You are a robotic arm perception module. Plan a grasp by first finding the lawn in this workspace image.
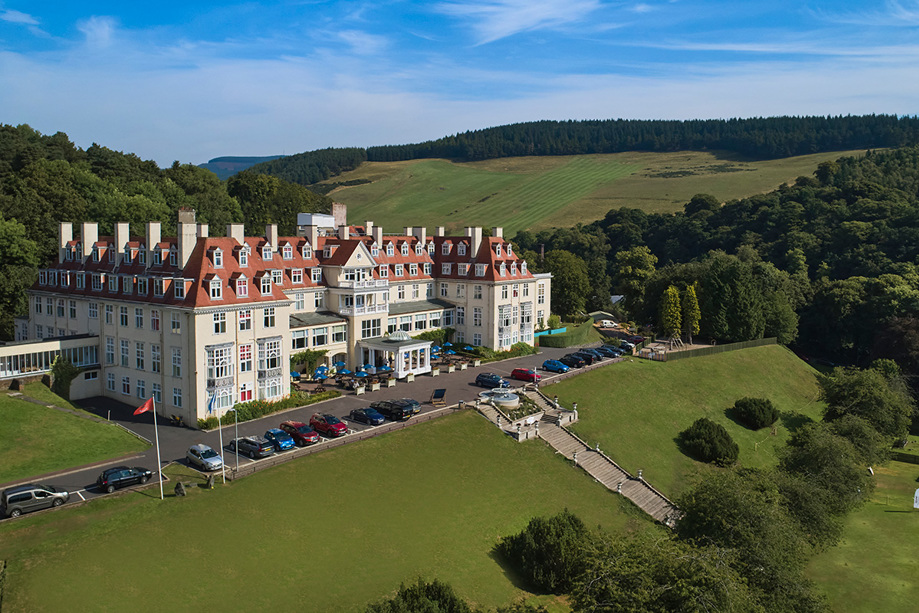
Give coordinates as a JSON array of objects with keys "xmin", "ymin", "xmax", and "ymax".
[
  {"xmin": 0, "ymin": 384, "xmax": 148, "ymax": 484},
  {"xmin": 807, "ymin": 460, "xmax": 919, "ymax": 613},
  {"xmin": 548, "ymin": 345, "xmax": 825, "ymax": 497},
  {"xmin": 321, "ymin": 150, "xmax": 867, "ymax": 235},
  {"xmin": 0, "ymin": 410, "xmax": 654, "ymax": 612}
]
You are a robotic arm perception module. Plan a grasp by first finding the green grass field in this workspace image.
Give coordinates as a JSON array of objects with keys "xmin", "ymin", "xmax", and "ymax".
[
  {"xmin": 549, "ymin": 345, "xmax": 824, "ymax": 497},
  {"xmin": 322, "ymin": 150, "xmax": 867, "ymax": 235},
  {"xmin": 0, "ymin": 384, "xmax": 148, "ymax": 484},
  {"xmin": 806, "ymin": 461, "xmax": 919, "ymax": 613},
  {"xmin": 0, "ymin": 411, "xmax": 653, "ymax": 612}
]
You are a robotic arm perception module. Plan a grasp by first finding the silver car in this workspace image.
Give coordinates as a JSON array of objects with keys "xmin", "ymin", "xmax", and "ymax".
[
  {"xmin": 2, "ymin": 484, "xmax": 70, "ymax": 518},
  {"xmin": 186, "ymin": 444, "xmax": 223, "ymax": 471}
]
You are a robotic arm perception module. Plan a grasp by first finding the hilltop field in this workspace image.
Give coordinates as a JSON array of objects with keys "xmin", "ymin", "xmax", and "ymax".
[{"xmin": 318, "ymin": 149, "xmax": 867, "ymax": 236}]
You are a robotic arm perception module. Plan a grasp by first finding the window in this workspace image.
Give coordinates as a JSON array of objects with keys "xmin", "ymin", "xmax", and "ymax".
[
  {"xmin": 92, "ymin": 274, "xmax": 103, "ymax": 291},
  {"xmin": 292, "ymin": 268, "xmax": 302, "ymax": 284},
  {"xmin": 239, "ymin": 309, "xmax": 251, "ymax": 331},
  {"xmin": 137, "ymin": 278, "xmax": 148, "ymax": 295},
  {"xmin": 153, "ymin": 249, "xmax": 163, "ymax": 265},
  {"xmin": 213, "ymin": 248, "xmax": 223, "ymax": 267},
  {"xmin": 457, "ymin": 283, "xmax": 466, "ymax": 298},
  {"xmin": 172, "ymin": 347, "xmax": 182, "ymax": 377},
  {"xmin": 151, "ymin": 309, "xmax": 160, "ymax": 331},
  {"xmin": 104, "ymin": 304, "xmax": 113, "ymax": 324},
  {"xmin": 499, "ymin": 263, "xmax": 506, "ymax": 277},
  {"xmin": 84, "ymin": 371, "xmax": 98, "ymax": 381},
  {"xmin": 282, "ymin": 245, "xmax": 293, "ymax": 260},
  {"xmin": 69, "ymin": 300, "xmax": 77, "ymax": 319},
  {"xmin": 171, "ymin": 313, "xmax": 182, "ymax": 333},
  {"xmin": 442, "ymin": 263, "xmax": 452, "ymax": 275},
  {"xmin": 430, "ymin": 311, "xmax": 441, "ymax": 328},
  {"xmin": 172, "ymin": 387, "xmax": 182, "ymax": 408},
  {"xmin": 239, "ymin": 382, "xmax": 253, "ymax": 402},
  {"xmin": 106, "ymin": 372, "xmax": 115, "ymax": 392},
  {"xmin": 440, "ymin": 282, "xmax": 448, "ymax": 297},
  {"xmin": 260, "ymin": 277, "xmax": 271, "ymax": 294},
  {"xmin": 210, "ymin": 279, "xmax": 222, "ymax": 299},
  {"xmin": 232, "ymin": 277, "xmax": 246, "ymax": 297},
  {"xmin": 135, "ymin": 307, "xmax": 144, "ymax": 328},
  {"xmin": 458, "ymin": 242, "xmax": 467, "ymax": 256},
  {"xmin": 139, "ymin": 249, "xmax": 146, "ymax": 265},
  {"xmin": 137, "ymin": 379, "xmax": 146, "ymax": 399},
  {"xmin": 272, "ymin": 269, "xmax": 282, "ymax": 285},
  {"xmin": 57, "ymin": 299, "xmax": 65, "ymax": 317},
  {"xmin": 262, "ymin": 246, "xmax": 272, "ymax": 260},
  {"xmin": 92, "ymin": 247, "xmax": 99, "ymax": 262},
  {"xmin": 76, "ymin": 273, "xmax": 85, "ymax": 289},
  {"xmin": 314, "ymin": 292, "xmax": 323, "ymax": 308},
  {"xmin": 34, "ymin": 297, "xmax": 42, "ymax": 315},
  {"xmin": 458, "ymin": 263, "xmax": 469, "ymax": 276},
  {"xmin": 457, "ymin": 306, "xmax": 465, "ymax": 325},
  {"xmin": 263, "ymin": 307, "xmax": 275, "ymax": 328},
  {"xmin": 239, "ymin": 248, "xmax": 249, "ymax": 267},
  {"xmin": 423, "ymin": 262, "xmax": 431, "ymax": 275},
  {"xmin": 411, "ymin": 284, "xmax": 420, "ymax": 299},
  {"xmin": 214, "ymin": 312, "xmax": 227, "ymax": 334},
  {"xmin": 108, "ymin": 275, "xmax": 118, "ymax": 292},
  {"xmin": 258, "ymin": 339, "xmax": 282, "ymax": 370},
  {"xmin": 109, "ymin": 248, "xmax": 115, "ymax": 263},
  {"xmin": 441, "ymin": 243, "xmax": 450, "ymax": 255},
  {"xmin": 473, "ymin": 333, "xmax": 482, "ymax": 346},
  {"xmin": 207, "ymin": 346, "xmax": 233, "ymax": 380},
  {"xmin": 152, "ymin": 344, "xmax": 161, "ymax": 373},
  {"xmin": 174, "ymin": 280, "xmax": 185, "ymax": 299},
  {"xmin": 136, "ymin": 342, "xmax": 145, "ymax": 370},
  {"xmin": 473, "ymin": 285, "xmax": 483, "ymax": 300},
  {"xmin": 395, "ymin": 264, "xmax": 404, "ymax": 277},
  {"xmin": 397, "ymin": 285, "xmax": 405, "ymax": 300},
  {"xmin": 388, "ymin": 317, "xmax": 398, "ymax": 333},
  {"xmin": 400, "ymin": 316, "xmax": 411, "ymax": 332},
  {"xmin": 511, "ymin": 262, "xmax": 518, "ymax": 276},
  {"xmin": 502, "ymin": 285, "xmax": 509, "ymax": 300},
  {"xmin": 152, "ymin": 383, "xmax": 161, "ymax": 404},
  {"xmin": 311, "ymin": 268, "xmax": 322, "ymax": 283},
  {"xmin": 521, "ymin": 261, "xmax": 528, "ymax": 274},
  {"xmin": 415, "ymin": 244, "xmax": 423, "ymax": 256},
  {"xmin": 443, "ymin": 310, "xmax": 453, "ymax": 326},
  {"xmin": 537, "ymin": 283, "xmax": 545, "ymax": 304},
  {"xmin": 414, "ymin": 314, "xmax": 427, "ymax": 330},
  {"xmin": 312, "ymin": 327, "xmax": 328, "ymax": 346},
  {"xmin": 455, "ymin": 331, "xmax": 464, "ymax": 343},
  {"xmin": 122, "ymin": 376, "xmax": 130, "ymax": 395},
  {"xmin": 400, "ymin": 242, "xmax": 409, "ymax": 256},
  {"xmin": 426, "ymin": 283, "xmax": 433, "ymax": 298},
  {"xmin": 105, "ymin": 337, "xmax": 115, "ymax": 364},
  {"xmin": 475, "ymin": 264, "xmax": 486, "ymax": 277},
  {"xmin": 380, "ymin": 265, "xmax": 388, "ymax": 278},
  {"xmin": 473, "ymin": 307, "xmax": 482, "ymax": 327},
  {"xmin": 332, "ymin": 324, "xmax": 346, "ymax": 343},
  {"xmin": 513, "ymin": 283, "xmax": 519, "ymax": 297},
  {"xmin": 258, "ymin": 377, "xmax": 283, "ymax": 400},
  {"xmin": 427, "ymin": 241, "xmax": 435, "ymax": 254},
  {"xmin": 45, "ymin": 297, "xmax": 53, "ymax": 315},
  {"xmin": 292, "ymin": 329, "xmax": 307, "ymax": 349},
  {"xmin": 239, "ymin": 344, "xmax": 252, "ymax": 372},
  {"xmin": 361, "ymin": 319, "xmax": 381, "ymax": 339},
  {"xmin": 409, "ymin": 263, "xmax": 418, "ymax": 276},
  {"xmin": 523, "ymin": 284, "xmax": 530, "ymax": 297},
  {"xmin": 495, "ymin": 244, "xmax": 502, "ymax": 257},
  {"xmin": 119, "ymin": 306, "xmax": 128, "ymax": 327},
  {"xmin": 39, "ymin": 270, "xmax": 47, "ymax": 285},
  {"xmin": 302, "ymin": 245, "xmax": 312, "ymax": 259},
  {"xmin": 154, "ymin": 278, "xmax": 164, "ymax": 296}
]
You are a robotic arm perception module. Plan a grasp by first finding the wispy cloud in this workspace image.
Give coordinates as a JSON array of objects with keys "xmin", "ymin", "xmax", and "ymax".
[
  {"xmin": 436, "ymin": 0, "xmax": 603, "ymax": 44},
  {"xmin": 818, "ymin": 0, "xmax": 919, "ymax": 27},
  {"xmin": 76, "ymin": 16, "xmax": 118, "ymax": 48},
  {"xmin": 336, "ymin": 29, "xmax": 389, "ymax": 55},
  {"xmin": 630, "ymin": 3, "xmax": 656, "ymax": 14},
  {"xmin": 0, "ymin": 8, "xmax": 38, "ymax": 25}
]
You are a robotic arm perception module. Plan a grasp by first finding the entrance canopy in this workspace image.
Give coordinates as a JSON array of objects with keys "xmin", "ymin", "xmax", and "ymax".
[{"xmin": 359, "ymin": 330, "xmax": 432, "ymax": 379}]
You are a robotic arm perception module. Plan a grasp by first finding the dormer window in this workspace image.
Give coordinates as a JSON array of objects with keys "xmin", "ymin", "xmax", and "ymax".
[
  {"xmin": 213, "ymin": 248, "xmax": 223, "ymax": 267},
  {"xmin": 239, "ymin": 248, "xmax": 249, "ymax": 267},
  {"xmin": 154, "ymin": 278, "xmax": 164, "ymax": 296},
  {"xmin": 271, "ymin": 269, "xmax": 282, "ymax": 285},
  {"xmin": 507, "ymin": 243, "xmax": 513, "ymax": 255},
  {"xmin": 39, "ymin": 271, "xmax": 47, "ymax": 285},
  {"xmin": 292, "ymin": 268, "xmax": 303, "ymax": 284},
  {"xmin": 476, "ymin": 264, "xmax": 486, "ymax": 277},
  {"xmin": 108, "ymin": 275, "xmax": 118, "ymax": 292},
  {"xmin": 323, "ymin": 246, "xmax": 332, "ymax": 258},
  {"xmin": 500, "ymin": 263, "xmax": 507, "ymax": 277},
  {"xmin": 92, "ymin": 247, "xmax": 100, "ymax": 262},
  {"xmin": 386, "ymin": 243, "xmax": 394, "ymax": 257},
  {"xmin": 511, "ymin": 262, "xmax": 518, "ymax": 275},
  {"xmin": 442, "ymin": 263, "xmax": 452, "ymax": 275},
  {"xmin": 262, "ymin": 246, "xmax": 272, "ymax": 260},
  {"xmin": 395, "ymin": 264, "xmax": 404, "ymax": 277},
  {"xmin": 123, "ymin": 277, "xmax": 133, "ymax": 294},
  {"xmin": 137, "ymin": 278, "xmax": 148, "ymax": 295},
  {"xmin": 458, "ymin": 243, "xmax": 466, "ymax": 256},
  {"xmin": 427, "ymin": 242, "xmax": 435, "ymax": 254},
  {"xmin": 153, "ymin": 249, "xmax": 163, "ymax": 265},
  {"xmin": 424, "ymin": 262, "xmax": 431, "ymax": 275},
  {"xmin": 65, "ymin": 248, "xmax": 73, "ymax": 261},
  {"xmin": 415, "ymin": 244, "xmax": 423, "ymax": 255},
  {"xmin": 210, "ymin": 279, "xmax": 222, "ymax": 300},
  {"xmin": 169, "ymin": 248, "xmax": 177, "ymax": 267},
  {"xmin": 302, "ymin": 245, "xmax": 312, "ymax": 259},
  {"xmin": 410, "ymin": 263, "xmax": 418, "ymax": 276},
  {"xmin": 139, "ymin": 249, "xmax": 146, "ymax": 265},
  {"xmin": 521, "ymin": 261, "xmax": 528, "ymax": 274},
  {"xmin": 442, "ymin": 243, "xmax": 450, "ymax": 255},
  {"xmin": 124, "ymin": 247, "xmax": 133, "ymax": 264},
  {"xmin": 93, "ymin": 274, "xmax": 103, "ymax": 291},
  {"xmin": 459, "ymin": 263, "xmax": 470, "ymax": 276},
  {"xmin": 495, "ymin": 244, "xmax": 502, "ymax": 257},
  {"xmin": 236, "ymin": 277, "xmax": 248, "ymax": 297},
  {"xmin": 76, "ymin": 273, "xmax": 85, "ymax": 289},
  {"xmin": 371, "ymin": 244, "xmax": 379, "ymax": 257},
  {"xmin": 401, "ymin": 243, "xmax": 409, "ymax": 256},
  {"xmin": 108, "ymin": 248, "xmax": 115, "ymax": 263},
  {"xmin": 283, "ymin": 245, "xmax": 293, "ymax": 260},
  {"xmin": 380, "ymin": 265, "xmax": 389, "ymax": 278},
  {"xmin": 174, "ymin": 279, "xmax": 186, "ymax": 299},
  {"xmin": 260, "ymin": 277, "xmax": 272, "ymax": 294},
  {"xmin": 311, "ymin": 268, "xmax": 322, "ymax": 283}
]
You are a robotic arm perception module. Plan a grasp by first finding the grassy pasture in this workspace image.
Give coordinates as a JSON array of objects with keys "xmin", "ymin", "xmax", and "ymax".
[
  {"xmin": 322, "ymin": 150, "xmax": 867, "ymax": 235},
  {"xmin": 548, "ymin": 345, "xmax": 825, "ymax": 497},
  {"xmin": 0, "ymin": 384, "xmax": 147, "ymax": 484},
  {"xmin": 0, "ymin": 410, "xmax": 651, "ymax": 612}
]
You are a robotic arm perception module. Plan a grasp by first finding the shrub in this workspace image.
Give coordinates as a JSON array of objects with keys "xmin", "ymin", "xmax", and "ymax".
[
  {"xmin": 365, "ymin": 578, "xmax": 475, "ymax": 613},
  {"xmin": 679, "ymin": 417, "xmax": 739, "ymax": 466},
  {"xmin": 733, "ymin": 397, "xmax": 779, "ymax": 430},
  {"xmin": 496, "ymin": 509, "xmax": 590, "ymax": 594},
  {"xmin": 196, "ymin": 390, "xmax": 341, "ymax": 429}
]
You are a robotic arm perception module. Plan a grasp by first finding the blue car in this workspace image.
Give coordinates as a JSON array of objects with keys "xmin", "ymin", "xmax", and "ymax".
[
  {"xmin": 264, "ymin": 428, "xmax": 295, "ymax": 452},
  {"xmin": 542, "ymin": 359, "xmax": 570, "ymax": 373},
  {"xmin": 349, "ymin": 407, "xmax": 385, "ymax": 426}
]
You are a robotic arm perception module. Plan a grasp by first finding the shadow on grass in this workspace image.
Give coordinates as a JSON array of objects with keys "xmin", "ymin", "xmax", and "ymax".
[
  {"xmin": 487, "ymin": 545, "xmax": 550, "ymax": 596},
  {"xmin": 723, "ymin": 406, "xmax": 751, "ymax": 430},
  {"xmin": 779, "ymin": 410, "xmax": 815, "ymax": 434}
]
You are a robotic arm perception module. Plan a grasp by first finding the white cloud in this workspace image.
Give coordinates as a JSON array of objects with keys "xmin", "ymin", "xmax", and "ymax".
[
  {"xmin": 336, "ymin": 29, "xmax": 389, "ymax": 55},
  {"xmin": 436, "ymin": 0, "xmax": 603, "ymax": 44},
  {"xmin": 817, "ymin": 0, "xmax": 919, "ymax": 27},
  {"xmin": 76, "ymin": 16, "xmax": 118, "ymax": 48},
  {"xmin": 630, "ymin": 3, "xmax": 655, "ymax": 13},
  {"xmin": 0, "ymin": 9, "xmax": 38, "ymax": 25}
]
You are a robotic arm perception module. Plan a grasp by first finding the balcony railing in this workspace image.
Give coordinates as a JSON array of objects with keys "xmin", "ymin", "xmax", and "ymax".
[
  {"xmin": 337, "ymin": 304, "xmax": 389, "ymax": 316},
  {"xmin": 256, "ymin": 367, "xmax": 283, "ymax": 381},
  {"xmin": 336, "ymin": 279, "xmax": 389, "ymax": 289},
  {"xmin": 206, "ymin": 375, "xmax": 234, "ymax": 389}
]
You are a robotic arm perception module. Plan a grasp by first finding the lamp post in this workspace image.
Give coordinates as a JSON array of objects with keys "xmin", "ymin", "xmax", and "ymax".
[{"xmin": 227, "ymin": 407, "xmax": 239, "ymax": 473}]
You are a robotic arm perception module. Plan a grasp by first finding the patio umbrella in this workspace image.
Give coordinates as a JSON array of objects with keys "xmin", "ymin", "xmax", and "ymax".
[
  {"xmin": 445, "ymin": 349, "xmax": 456, "ymax": 355},
  {"xmin": 361, "ymin": 364, "xmax": 373, "ymax": 370},
  {"xmin": 431, "ymin": 345, "xmax": 441, "ymax": 351},
  {"xmin": 290, "ymin": 371, "xmax": 301, "ymax": 378},
  {"xmin": 443, "ymin": 342, "xmax": 453, "ymax": 347},
  {"xmin": 339, "ymin": 368, "xmax": 352, "ymax": 375},
  {"xmin": 314, "ymin": 373, "xmax": 327, "ymax": 380},
  {"xmin": 333, "ymin": 360, "xmax": 346, "ymax": 368},
  {"xmin": 316, "ymin": 365, "xmax": 328, "ymax": 372},
  {"xmin": 354, "ymin": 371, "xmax": 368, "ymax": 378},
  {"xmin": 463, "ymin": 346, "xmax": 474, "ymax": 351},
  {"xmin": 378, "ymin": 365, "xmax": 391, "ymax": 371}
]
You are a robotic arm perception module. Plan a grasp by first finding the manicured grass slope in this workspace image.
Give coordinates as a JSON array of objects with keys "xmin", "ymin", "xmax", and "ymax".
[
  {"xmin": 550, "ymin": 345, "xmax": 824, "ymax": 497},
  {"xmin": 807, "ymin": 461, "xmax": 919, "ymax": 613},
  {"xmin": 323, "ymin": 150, "xmax": 866, "ymax": 234},
  {"xmin": 0, "ymin": 411, "xmax": 648, "ymax": 612},
  {"xmin": 0, "ymin": 385, "xmax": 147, "ymax": 484}
]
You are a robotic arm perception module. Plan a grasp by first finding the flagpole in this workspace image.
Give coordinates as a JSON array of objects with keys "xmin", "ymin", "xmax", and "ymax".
[
  {"xmin": 153, "ymin": 399, "xmax": 163, "ymax": 500},
  {"xmin": 218, "ymin": 399, "xmax": 226, "ymax": 484}
]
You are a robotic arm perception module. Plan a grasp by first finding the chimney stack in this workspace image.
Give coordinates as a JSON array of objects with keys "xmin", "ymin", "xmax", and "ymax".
[
  {"xmin": 177, "ymin": 208, "xmax": 197, "ymax": 269},
  {"xmin": 306, "ymin": 225, "xmax": 319, "ymax": 250},
  {"xmin": 114, "ymin": 222, "xmax": 130, "ymax": 267},
  {"xmin": 227, "ymin": 223, "xmax": 245, "ymax": 244},
  {"xmin": 403, "ymin": 226, "xmax": 414, "ymax": 238},
  {"xmin": 466, "ymin": 226, "xmax": 483, "ymax": 257},
  {"xmin": 492, "ymin": 227, "xmax": 503, "ymax": 239},
  {"xmin": 338, "ymin": 224, "xmax": 350, "ymax": 240},
  {"xmin": 436, "ymin": 226, "xmax": 445, "ymax": 237},
  {"xmin": 332, "ymin": 202, "xmax": 347, "ymax": 228},
  {"xmin": 59, "ymin": 222, "xmax": 72, "ymax": 264},
  {"xmin": 372, "ymin": 226, "xmax": 383, "ymax": 245},
  {"xmin": 266, "ymin": 224, "xmax": 278, "ymax": 251},
  {"xmin": 81, "ymin": 222, "xmax": 98, "ymax": 259},
  {"xmin": 146, "ymin": 222, "xmax": 161, "ymax": 269},
  {"xmin": 412, "ymin": 227, "xmax": 427, "ymax": 245},
  {"xmin": 365, "ymin": 220, "xmax": 373, "ymax": 237},
  {"xmin": 197, "ymin": 223, "xmax": 209, "ymax": 239}
]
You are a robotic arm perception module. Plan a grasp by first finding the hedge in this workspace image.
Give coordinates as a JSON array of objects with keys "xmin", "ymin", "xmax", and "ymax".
[{"xmin": 196, "ymin": 390, "xmax": 341, "ymax": 429}]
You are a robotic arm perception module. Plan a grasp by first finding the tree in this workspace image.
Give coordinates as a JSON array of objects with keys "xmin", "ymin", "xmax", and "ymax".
[
  {"xmin": 681, "ymin": 283, "xmax": 701, "ymax": 343},
  {"xmin": 613, "ymin": 246, "xmax": 657, "ymax": 317},
  {"xmin": 819, "ymin": 367, "xmax": 914, "ymax": 440},
  {"xmin": 658, "ymin": 285, "xmax": 682, "ymax": 338},
  {"xmin": 364, "ymin": 578, "xmax": 478, "ymax": 613},
  {"xmin": 497, "ymin": 510, "xmax": 589, "ymax": 594},
  {"xmin": 542, "ymin": 250, "xmax": 590, "ymax": 320},
  {"xmin": 732, "ymin": 397, "xmax": 778, "ymax": 430},
  {"xmin": 0, "ymin": 212, "xmax": 39, "ymax": 339},
  {"xmin": 678, "ymin": 417, "xmax": 739, "ymax": 466}
]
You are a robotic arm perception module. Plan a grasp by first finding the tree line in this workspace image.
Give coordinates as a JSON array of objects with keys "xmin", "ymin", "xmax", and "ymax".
[{"xmin": 0, "ymin": 124, "xmax": 330, "ymax": 338}]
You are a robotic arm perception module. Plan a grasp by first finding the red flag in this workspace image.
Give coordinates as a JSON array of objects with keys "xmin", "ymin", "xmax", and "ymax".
[{"xmin": 134, "ymin": 397, "xmax": 154, "ymax": 416}]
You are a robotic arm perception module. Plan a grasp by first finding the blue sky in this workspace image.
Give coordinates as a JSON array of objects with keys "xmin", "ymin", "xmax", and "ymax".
[{"xmin": 1, "ymin": 1, "xmax": 917, "ymax": 166}]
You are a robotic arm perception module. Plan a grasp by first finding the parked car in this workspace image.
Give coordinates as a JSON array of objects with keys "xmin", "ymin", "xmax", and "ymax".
[
  {"xmin": 186, "ymin": 444, "xmax": 223, "ymax": 471},
  {"xmin": 542, "ymin": 359, "xmax": 570, "ymax": 373},
  {"xmin": 599, "ymin": 320, "xmax": 616, "ymax": 328},
  {"xmin": 398, "ymin": 398, "xmax": 422, "ymax": 415},
  {"xmin": 309, "ymin": 413, "xmax": 348, "ymax": 437},
  {"xmin": 228, "ymin": 435, "xmax": 275, "ymax": 459},
  {"xmin": 2, "ymin": 484, "xmax": 69, "ymax": 518},
  {"xmin": 279, "ymin": 421, "xmax": 321, "ymax": 446},
  {"xmin": 511, "ymin": 368, "xmax": 542, "ymax": 383},
  {"xmin": 628, "ymin": 335, "xmax": 645, "ymax": 344},
  {"xmin": 349, "ymin": 407, "xmax": 386, "ymax": 426},
  {"xmin": 370, "ymin": 399, "xmax": 414, "ymax": 421},
  {"xmin": 264, "ymin": 428, "xmax": 296, "ymax": 451},
  {"xmin": 571, "ymin": 351, "xmax": 597, "ymax": 365},
  {"xmin": 594, "ymin": 346, "xmax": 619, "ymax": 358},
  {"xmin": 96, "ymin": 466, "xmax": 153, "ymax": 493},
  {"xmin": 560, "ymin": 354, "xmax": 586, "ymax": 368},
  {"xmin": 475, "ymin": 372, "xmax": 509, "ymax": 388},
  {"xmin": 579, "ymin": 348, "xmax": 605, "ymax": 360},
  {"xmin": 618, "ymin": 340, "xmax": 635, "ymax": 350}
]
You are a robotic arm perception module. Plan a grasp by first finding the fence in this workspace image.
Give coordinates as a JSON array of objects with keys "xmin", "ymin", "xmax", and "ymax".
[
  {"xmin": 534, "ymin": 327, "xmax": 567, "ymax": 337},
  {"xmin": 651, "ymin": 337, "xmax": 777, "ymax": 361}
]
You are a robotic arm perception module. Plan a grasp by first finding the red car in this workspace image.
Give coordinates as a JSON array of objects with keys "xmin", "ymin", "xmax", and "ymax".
[
  {"xmin": 279, "ymin": 420, "xmax": 320, "ymax": 446},
  {"xmin": 309, "ymin": 413, "xmax": 348, "ymax": 437},
  {"xmin": 511, "ymin": 368, "xmax": 541, "ymax": 383}
]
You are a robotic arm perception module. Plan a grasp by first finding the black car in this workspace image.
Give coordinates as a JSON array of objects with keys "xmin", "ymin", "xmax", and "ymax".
[
  {"xmin": 579, "ymin": 348, "xmax": 605, "ymax": 360},
  {"xmin": 560, "ymin": 354, "xmax": 586, "ymax": 368},
  {"xmin": 475, "ymin": 372, "xmax": 508, "ymax": 388},
  {"xmin": 571, "ymin": 351, "xmax": 596, "ymax": 365},
  {"xmin": 96, "ymin": 466, "xmax": 153, "ymax": 493},
  {"xmin": 228, "ymin": 435, "xmax": 275, "ymax": 459},
  {"xmin": 595, "ymin": 346, "xmax": 620, "ymax": 358},
  {"xmin": 370, "ymin": 399, "xmax": 414, "ymax": 421},
  {"xmin": 349, "ymin": 408, "xmax": 386, "ymax": 426}
]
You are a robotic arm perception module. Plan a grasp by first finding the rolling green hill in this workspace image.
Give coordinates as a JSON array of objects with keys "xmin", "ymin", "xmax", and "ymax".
[{"xmin": 319, "ymin": 149, "xmax": 867, "ymax": 235}]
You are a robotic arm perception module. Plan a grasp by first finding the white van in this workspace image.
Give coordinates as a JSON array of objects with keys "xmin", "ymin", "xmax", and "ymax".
[{"xmin": 599, "ymin": 320, "xmax": 616, "ymax": 328}]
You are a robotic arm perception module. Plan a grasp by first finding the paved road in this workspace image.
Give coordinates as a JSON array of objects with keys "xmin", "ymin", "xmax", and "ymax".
[{"xmin": 2, "ymin": 344, "xmax": 611, "ymax": 517}]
